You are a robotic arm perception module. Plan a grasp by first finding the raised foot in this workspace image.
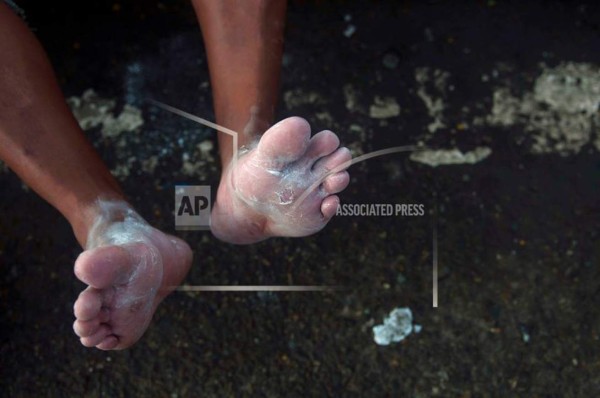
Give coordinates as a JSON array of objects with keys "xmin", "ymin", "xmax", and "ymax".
[
  {"xmin": 211, "ymin": 117, "xmax": 351, "ymax": 244},
  {"xmin": 72, "ymin": 201, "xmax": 192, "ymax": 350}
]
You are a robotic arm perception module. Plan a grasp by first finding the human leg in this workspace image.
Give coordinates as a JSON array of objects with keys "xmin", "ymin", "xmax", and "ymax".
[
  {"xmin": 0, "ymin": 3, "xmax": 192, "ymax": 350},
  {"xmin": 192, "ymin": 0, "xmax": 351, "ymax": 243}
]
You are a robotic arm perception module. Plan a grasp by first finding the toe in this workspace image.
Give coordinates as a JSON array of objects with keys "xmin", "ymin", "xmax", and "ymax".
[
  {"xmin": 322, "ymin": 171, "xmax": 350, "ymax": 194},
  {"xmin": 80, "ymin": 325, "xmax": 111, "ymax": 347},
  {"xmin": 74, "ymin": 308, "xmax": 111, "ymax": 337},
  {"xmin": 73, "ymin": 287, "xmax": 103, "ymax": 321},
  {"xmin": 256, "ymin": 117, "xmax": 311, "ymax": 164},
  {"xmin": 304, "ymin": 130, "xmax": 340, "ymax": 163},
  {"xmin": 96, "ymin": 335, "xmax": 119, "ymax": 350},
  {"xmin": 74, "ymin": 246, "xmax": 133, "ymax": 289},
  {"xmin": 73, "ymin": 318, "xmax": 101, "ymax": 337},
  {"xmin": 321, "ymin": 195, "xmax": 340, "ymax": 219},
  {"xmin": 73, "ymin": 319, "xmax": 93, "ymax": 337},
  {"xmin": 312, "ymin": 147, "xmax": 352, "ymax": 174}
]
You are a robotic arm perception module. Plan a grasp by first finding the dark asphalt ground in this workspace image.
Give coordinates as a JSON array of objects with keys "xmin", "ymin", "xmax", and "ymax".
[{"xmin": 1, "ymin": 1, "xmax": 600, "ymax": 396}]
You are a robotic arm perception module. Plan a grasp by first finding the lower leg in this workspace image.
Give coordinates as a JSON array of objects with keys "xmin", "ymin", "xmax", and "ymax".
[
  {"xmin": 192, "ymin": 0, "xmax": 351, "ymax": 244},
  {"xmin": 192, "ymin": 0, "xmax": 287, "ymax": 166},
  {"xmin": 0, "ymin": 4, "xmax": 192, "ymax": 350},
  {"xmin": 0, "ymin": 3, "xmax": 123, "ymax": 246}
]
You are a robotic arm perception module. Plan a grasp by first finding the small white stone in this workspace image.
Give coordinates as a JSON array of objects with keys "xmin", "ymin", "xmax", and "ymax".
[
  {"xmin": 373, "ymin": 307, "xmax": 420, "ymax": 345},
  {"xmin": 410, "ymin": 147, "xmax": 492, "ymax": 167},
  {"xmin": 369, "ymin": 96, "xmax": 400, "ymax": 119},
  {"xmin": 343, "ymin": 24, "xmax": 356, "ymax": 38}
]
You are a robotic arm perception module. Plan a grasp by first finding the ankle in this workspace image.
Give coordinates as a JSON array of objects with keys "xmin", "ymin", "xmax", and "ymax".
[
  {"xmin": 70, "ymin": 197, "xmax": 137, "ymax": 248},
  {"xmin": 211, "ymin": 179, "xmax": 269, "ymax": 244}
]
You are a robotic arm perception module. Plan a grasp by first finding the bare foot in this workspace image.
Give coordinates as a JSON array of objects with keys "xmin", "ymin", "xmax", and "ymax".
[
  {"xmin": 211, "ymin": 117, "xmax": 351, "ymax": 244},
  {"xmin": 72, "ymin": 201, "xmax": 192, "ymax": 350}
]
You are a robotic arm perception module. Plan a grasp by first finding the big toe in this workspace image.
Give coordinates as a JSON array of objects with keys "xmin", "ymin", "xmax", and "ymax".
[
  {"xmin": 256, "ymin": 117, "xmax": 311, "ymax": 165},
  {"xmin": 74, "ymin": 245, "xmax": 134, "ymax": 289}
]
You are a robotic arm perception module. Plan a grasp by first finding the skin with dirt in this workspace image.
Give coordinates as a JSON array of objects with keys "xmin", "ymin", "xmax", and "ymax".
[{"xmin": 1, "ymin": 1, "xmax": 599, "ymax": 396}]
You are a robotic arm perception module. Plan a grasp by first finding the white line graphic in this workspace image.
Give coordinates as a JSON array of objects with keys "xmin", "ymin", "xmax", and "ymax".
[
  {"xmin": 174, "ymin": 285, "xmax": 342, "ymax": 292},
  {"xmin": 433, "ymin": 208, "xmax": 438, "ymax": 308}
]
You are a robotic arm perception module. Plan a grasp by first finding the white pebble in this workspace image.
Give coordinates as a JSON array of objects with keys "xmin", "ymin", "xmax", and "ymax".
[{"xmin": 373, "ymin": 307, "xmax": 420, "ymax": 345}]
